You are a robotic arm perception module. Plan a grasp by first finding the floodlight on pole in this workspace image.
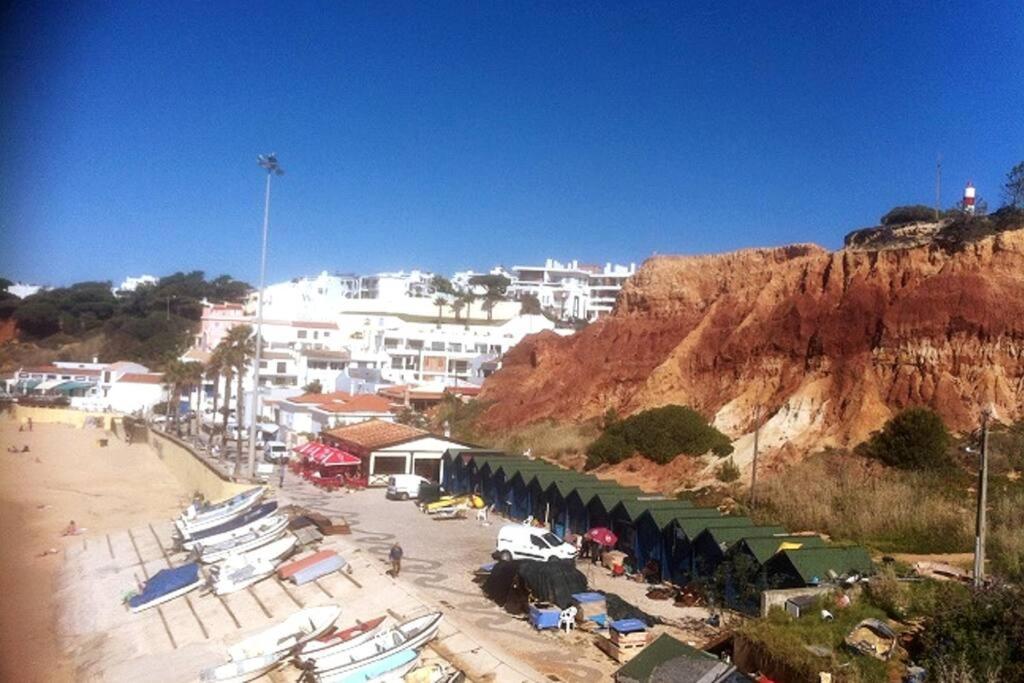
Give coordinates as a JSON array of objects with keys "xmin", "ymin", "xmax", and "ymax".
[{"xmin": 247, "ymin": 154, "xmax": 284, "ymax": 480}]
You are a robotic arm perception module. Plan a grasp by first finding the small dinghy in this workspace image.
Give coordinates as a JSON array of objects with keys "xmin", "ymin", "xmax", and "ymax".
[
  {"xmin": 178, "ymin": 487, "xmax": 265, "ymax": 534},
  {"xmin": 218, "ymin": 533, "xmax": 297, "ymax": 568},
  {"xmin": 319, "ymin": 648, "xmax": 418, "ymax": 683},
  {"xmin": 128, "ymin": 562, "xmax": 203, "ymax": 613},
  {"xmin": 180, "ymin": 507, "xmax": 283, "ymax": 552},
  {"xmin": 194, "ymin": 516, "xmax": 289, "ymax": 564},
  {"xmin": 303, "ymin": 612, "xmax": 442, "ymax": 679},
  {"xmin": 177, "ymin": 501, "xmax": 279, "ymax": 546},
  {"xmin": 199, "ymin": 652, "xmax": 282, "ymax": 683},
  {"xmin": 209, "ymin": 556, "xmax": 278, "ymax": 596},
  {"xmin": 296, "ymin": 615, "xmax": 387, "ymax": 663},
  {"xmin": 228, "ymin": 605, "xmax": 341, "ymax": 661}
]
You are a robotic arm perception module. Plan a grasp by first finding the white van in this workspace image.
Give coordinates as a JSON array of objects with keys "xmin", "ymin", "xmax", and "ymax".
[
  {"xmin": 386, "ymin": 474, "xmax": 431, "ymax": 500},
  {"xmin": 495, "ymin": 524, "xmax": 578, "ymax": 562},
  {"xmin": 263, "ymin": 440, "xmax": 289, "ymax": 463}
]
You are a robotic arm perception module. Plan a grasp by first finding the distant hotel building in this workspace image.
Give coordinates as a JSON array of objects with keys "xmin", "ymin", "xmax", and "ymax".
[{"xmin": 506, "ymin": 259, "xmax": 636, "ymax": 321}]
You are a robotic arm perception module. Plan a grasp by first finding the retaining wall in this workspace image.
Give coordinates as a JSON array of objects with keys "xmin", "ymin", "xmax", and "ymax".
[
  {"xmin": 144, "ymin": 428, "xmax": 252, "ymax": 502},
  {"xmin": 11, "ymin": 404, "xmax": 114, "ymax": 430}
]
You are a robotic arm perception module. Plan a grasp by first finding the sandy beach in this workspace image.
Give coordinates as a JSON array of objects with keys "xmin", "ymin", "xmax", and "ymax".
[{"xmin": 0, "ymin": 416, "xmax": 186, "ymax": 682}]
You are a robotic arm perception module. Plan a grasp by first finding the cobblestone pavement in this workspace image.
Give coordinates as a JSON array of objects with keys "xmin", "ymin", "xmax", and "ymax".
[{"xmin": 275, "ymin": 477, "xmax": 726, "ymax": 682}]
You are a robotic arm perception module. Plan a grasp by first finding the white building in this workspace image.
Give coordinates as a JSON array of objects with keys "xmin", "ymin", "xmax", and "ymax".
[
  {"xmin": 115, "ymin": 275, "xmax": 158, "ymax": 293},
  {"xmin": 10, "ymin": 361, "xmax": 167, "ymax": 414},
  {"xmin": 358, "ymin": 270, "xmax": 434, "ymax": 301},
  {"xmin": 275, "ymin": 391, "xmax": 396, "ymax": 445},
  {"xmin": 248, "ymin": 271, "xmax": 361, "ymax": 321},
  {"xmin": 507, "ymin": 259, "xmax": 636, "ymax": 321},
  {"xmin": 4, "ymin": 282, "xmax": 46, "ymax": 299}
]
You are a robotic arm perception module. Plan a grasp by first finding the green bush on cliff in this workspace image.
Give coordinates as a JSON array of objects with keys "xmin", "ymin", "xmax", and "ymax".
[
  {"xmin": 880, "ymin": 204, "xmax": 938, "ymax": 226},
  {"xmin": 586, "ymin": 404, "xmax": 733, "ymax": 468},
  {"xmin": 858, "ymin": 407, "xmax": 952, "ymax": 470}
]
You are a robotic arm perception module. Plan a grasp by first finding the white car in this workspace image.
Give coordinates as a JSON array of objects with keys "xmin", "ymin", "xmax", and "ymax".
[
  {"xmin": 263, "ymin": 440, "xmax": 289, "ymax": 463},
  {"xmin": 495, "ymin": 524, "xmax": 578, "ymax": 562},
  {"xmin": 386, "ymin": 474, "xmax": 431, "ymax": 500}
]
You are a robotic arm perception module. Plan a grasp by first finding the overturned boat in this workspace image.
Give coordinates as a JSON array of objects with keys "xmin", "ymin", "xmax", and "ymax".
[{"xmin": 128, "ymin": 562, "xmax": 203, "ymax": 613}]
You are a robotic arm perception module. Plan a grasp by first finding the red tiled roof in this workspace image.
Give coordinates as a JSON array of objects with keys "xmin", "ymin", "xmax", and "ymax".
[
  {"xmin": 119, "ymin": 373, "xmax": 164, "ymax": 384},
  {"xmin": 323, "ymin": 419, "xmax": 428, "ymax": 450},
  {"xmin": 314, "ymin": 395, "xmax": 392, "ymax": 414},
  {"xmin": 445, "ymin": 385, "xmax": 482, "ymax": 396},
  {"xmin": 377, "ymin": 385, "xmax": 444, "ymax": 401},
  {"xmin": 289, "ymin": 391, "xmax": 353, "ymax": 404}
]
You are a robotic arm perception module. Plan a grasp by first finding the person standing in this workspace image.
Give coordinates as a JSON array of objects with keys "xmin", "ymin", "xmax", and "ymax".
[
  {"xmin": 27, "ymin": 417, "xmax": 33, "ymax": 432},
  {"xmin": 389, "ymin": 542, "xmax": 404, "ymax": 577}
]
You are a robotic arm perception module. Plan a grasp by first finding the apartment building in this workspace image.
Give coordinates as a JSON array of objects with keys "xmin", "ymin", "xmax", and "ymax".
[{"xmin": 507, "ymin": 259, "xmax": 636, "ymax": 321}]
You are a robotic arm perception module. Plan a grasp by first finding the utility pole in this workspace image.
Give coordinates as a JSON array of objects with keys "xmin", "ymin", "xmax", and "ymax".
[
  {"xmin": 935, "ymin": 153, "xmax": 942, "ymax": 220},
  {"xmin": 748, "ymin": 406, "xmax": 761, "ymax": 508},
  {"xmin": 247, "ymin": 154, "xmax": 284, "ymax": 480},
  {"xmin": 973, "ymin": 407, "xmax": 991, "ymax": 587}
]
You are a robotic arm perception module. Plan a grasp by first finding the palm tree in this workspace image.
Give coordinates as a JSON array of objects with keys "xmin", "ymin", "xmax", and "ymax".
[
  {"xmin": 458, "ymin": 292, "xmax": 476, "ymax": 330},
  {"xmin": 182, "ymin": 361, "xmax": 204, "ymax": 436},
  {"xmin": 482, "ymin": 291, "xmax": 502, "ymax": 321},
  {"xmin": 222, "ymin": 325, "xmax": 255, "ymax": 476},
  {"xmin": 206, "ymin": 349, "xmax": 224, "ymax": 445},
  {"xmin": 433, "ymin": 296, "xmax": 447, "ymax": 328},
  {"xmin": 211, "ymin": 340, "xmax": 235, "ymax": 449},
  {"xmin": 451, "ymin": 296, "xmax": 465, "ymax": 323},
  {"xmin": 161, "ymin": 359, "xmax": 189, "ymax": 436}
]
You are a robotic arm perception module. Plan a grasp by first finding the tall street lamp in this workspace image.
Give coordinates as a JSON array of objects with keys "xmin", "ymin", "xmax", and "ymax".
[{"xmin": 247, "ymin": 153, "xmax": 284, "ymax": 480}]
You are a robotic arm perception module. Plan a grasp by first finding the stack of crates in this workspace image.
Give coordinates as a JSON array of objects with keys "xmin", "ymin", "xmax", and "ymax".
[{"xmin": 572, "ymin": 592, "xmax": 607, "ymax": 627}]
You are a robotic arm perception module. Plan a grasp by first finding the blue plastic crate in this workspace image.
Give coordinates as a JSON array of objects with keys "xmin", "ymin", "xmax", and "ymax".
[
  {"xmin": 529, "ymin": 603, "xmax": 562, "ymax": 630},
  {"xmin": 610, "ymin": 618, "xmax": 647, "ymax": 634}
]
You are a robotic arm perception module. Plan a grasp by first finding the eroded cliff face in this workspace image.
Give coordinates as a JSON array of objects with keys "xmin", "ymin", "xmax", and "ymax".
[{"xmin": 479, "ymin": 230, "xmax": 1024, "ymax": 452}]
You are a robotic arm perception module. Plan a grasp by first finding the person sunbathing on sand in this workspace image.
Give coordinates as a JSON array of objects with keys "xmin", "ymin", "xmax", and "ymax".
[{"xmin": 62, "ymin": 520, "xmax": 85, "ymax": 536}]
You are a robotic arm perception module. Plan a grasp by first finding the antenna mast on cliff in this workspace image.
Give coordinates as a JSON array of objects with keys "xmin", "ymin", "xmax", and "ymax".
[{"xmin": 935, "ymin": 153, "xmax": 942, "ymax": 220}]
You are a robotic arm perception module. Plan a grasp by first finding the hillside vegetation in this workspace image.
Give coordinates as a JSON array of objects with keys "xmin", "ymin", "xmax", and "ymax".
[{"xmin": 0, "ymin": 272, "xmax": 249, "ymax": 370}]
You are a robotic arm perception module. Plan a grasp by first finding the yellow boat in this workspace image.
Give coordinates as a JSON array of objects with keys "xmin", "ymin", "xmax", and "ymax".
[{"xmin": 422, "ymin": 494, "xmax": 484, "ymax": 513}]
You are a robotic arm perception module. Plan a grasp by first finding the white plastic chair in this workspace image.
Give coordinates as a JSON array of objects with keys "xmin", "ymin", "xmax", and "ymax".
[{"xmin": 559, "ymin": 606, "xmax": 577, "ymax": 632}]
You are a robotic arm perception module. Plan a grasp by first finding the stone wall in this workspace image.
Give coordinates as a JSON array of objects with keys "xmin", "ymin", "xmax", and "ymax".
[{"xmin": 144, "ymin": 428, "xmax": 253, "ymax": 502}]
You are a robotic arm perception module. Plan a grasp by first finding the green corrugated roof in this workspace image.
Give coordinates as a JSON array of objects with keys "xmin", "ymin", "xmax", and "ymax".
[
  {"xmin": 615, "ymin": 499, "xmax": 695, "ymax": 522},
  {"xmin": 532, "ymin": 469, "xmax": 590, "ymax": 490},
  {"xmin": 774, "ymin": 546, "xmax": 874, "ymax": 584},
  {"xmin": 649, "ymin": 506, "xmax": 721, "ymax": 530},
  {"xmin": 540, "ymin": 473, "xmax": 596, "ymax": 496},
  {"xmin": 736, "ymin": 535, "xmax": 827, "ymax": 565},
  {"xmin": 675, "ymin": 516, "xmax": 754, "ymax": 540},
  {"xmin": 698, "ymin": 525, "xmax": 787, "ymax": 549},
  {"xmin": 615, "ymin": 634, "xmax": 729, "ymax": 683}
]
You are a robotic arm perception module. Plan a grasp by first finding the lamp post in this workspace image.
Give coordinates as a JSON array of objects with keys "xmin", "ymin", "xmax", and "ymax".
[{"xmin": 247, "ymin": 154, "xmax": 284, "ymax": 480}]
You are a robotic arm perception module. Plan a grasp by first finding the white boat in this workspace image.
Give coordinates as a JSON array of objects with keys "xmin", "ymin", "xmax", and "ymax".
[
  {"xmin": 181, "ymin": 512, "xmax": 287, "ymax": 552},
  {"xmin": 195, "ymin": 517, "xmax": 289, "ymax": 564},
  {"xmin": 217, "ymin": 533, "xmax": 297, "ymax": 568},
  {"xmin": 305, "ymin": 612, "xmax": 442, "ymax": 679},
  {"xmin": 296, "ymin": 615, "xmax": 388, "ymax": 664},
  {"xmin": 127, "ymin": 563, "xmax": 204, "ymax": 613},
  {"xmin": 208, "ymin": 556, "xmax": 278, "ymax": 596},
  {"xmin": 227, "ymin": 605, "xmax": 341, "ymax": 662},
  {"xmin": 199, "ymin": 653, "xmax": 282, "ymax": 683},
  {"xmin": 177, "ymin": 487, "xmax": 265, "ymax": 534}
]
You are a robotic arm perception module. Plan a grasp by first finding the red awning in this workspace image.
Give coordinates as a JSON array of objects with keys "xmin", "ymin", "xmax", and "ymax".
[{"xmin": 320, "ymin": 450, "xmax": 361, "ymax": 467}]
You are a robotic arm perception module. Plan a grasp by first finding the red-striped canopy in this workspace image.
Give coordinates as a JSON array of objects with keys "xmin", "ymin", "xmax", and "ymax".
[{"xmin": 293, "ymin": 441, "xmax": 360, "ymax": 466}]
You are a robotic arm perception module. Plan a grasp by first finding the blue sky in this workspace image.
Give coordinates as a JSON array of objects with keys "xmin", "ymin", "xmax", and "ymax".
[{"xmin": 2, "ymin": 2, "xmax": 1022, "ymax": 287}]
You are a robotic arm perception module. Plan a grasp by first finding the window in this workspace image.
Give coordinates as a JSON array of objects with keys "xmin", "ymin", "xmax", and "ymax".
[
  {"xmin": 276, "ymin": 362, "xmax": 287, "ymax": 373},
  {"xmin": 447, "ymin": 343, "xmax": 462, "ymax": 352},
  {"xmin": 259, "ymin": 361, "xmax": 267, "ymax": 369},
  {"xmin": 384, "ymin": 338, "xmax": 399, "ymax": 350},
  {"xmin": 313, "ymin": 331, "xmax": 319, "ymax": 339},
  {"xmin": 323, "ymin": 332, "xmax": 330, "ymax": 338},
  {"xmin": 530, "ymin": 535, "xmax": 549, "ymax": 549},
  {"xmin": 297, "ymin": 330, "xmax": 307, "ymax": 339},
  {"xmin": 542, "ymin": 532, "xmax": 564, "ymax": 547},
  {"xmin": 430, "ymin": 341, "xmax": 444, "ymax": 351}
]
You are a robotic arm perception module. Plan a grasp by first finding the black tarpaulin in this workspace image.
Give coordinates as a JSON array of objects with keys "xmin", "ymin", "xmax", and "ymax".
[{"xmin": 483, "ymin": 559, "xmax": 588, "ymax": 611}]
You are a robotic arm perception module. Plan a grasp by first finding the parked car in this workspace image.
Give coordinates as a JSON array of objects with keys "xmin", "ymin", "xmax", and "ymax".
[
  {"xmin": 495, "ymin": 524, "xmax": 578, "ymax": 562},
  {"xmin": 263, "ymin": 440, "xmax": 289, "ymax": 463},
  {"xmin": 386, "ymin": 474, "xmax": 432, "ymax": 500}
]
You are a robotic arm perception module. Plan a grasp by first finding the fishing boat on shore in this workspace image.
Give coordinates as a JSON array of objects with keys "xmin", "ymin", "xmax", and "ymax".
[
  {"xmin": 301, "ymin": 612, "xmax": 442, "ymax": 679},
  {"xmin": 295, "ymin": 615, "xmax": 388, "ymax": 664},
  {"xmin": 208, "ymin": 555, "xmax": 279, "ymax": 596},
  {"xmin": 177, "ymin": 487, "xmax": 265, "ymax": 535},
  {"xmin": 310, "ymin": 648, "xmax": 419, "ymax": 683},
  {"xmin": 176, "ymin": 501, "xmax": 279, "ymax": 546},
  {"xmin": 227, "ymin": 605, "xmax": 342, "ymax": 661},
  {"xmin": 194, "ymin": 516, "xmax": 289, "ymax": 564},
  {"xmin": 127, "ymin": 562, "xmax": 203, "ymax": 613},
  {"xmin": 179, "ymin": 505, "xmax": 283, "ymax": 551},
  {"xmin": 199, "ymin": 653, "xmax": 283, "ymax": 683},
  {"xmin": 217, "ymin": 533, "xmax": 297, "ymax": 568}
]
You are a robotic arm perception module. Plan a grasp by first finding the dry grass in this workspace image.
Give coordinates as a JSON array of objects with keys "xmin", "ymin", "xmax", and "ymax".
[
  {"xmin": 486, "ymin": 419, "xmax": 599, "ymax": 461},
  {"xmin": 989, "ymin": 487, "xmax": 1024, "ymax": 581},
  {"xmin": 750, "ymin": 453, "xmax": 974, "ymax": 554}
]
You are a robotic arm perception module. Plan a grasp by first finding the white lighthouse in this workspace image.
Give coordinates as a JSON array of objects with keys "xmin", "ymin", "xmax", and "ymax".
[{"xmin": 963, "ymin": 181, "xmax": 976, "ymax": 215}]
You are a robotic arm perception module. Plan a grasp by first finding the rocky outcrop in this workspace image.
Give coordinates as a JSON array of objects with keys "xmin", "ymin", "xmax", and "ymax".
[{"xmin": 479, "ymin": 229, "xmax": 1024, "ymax": 455}]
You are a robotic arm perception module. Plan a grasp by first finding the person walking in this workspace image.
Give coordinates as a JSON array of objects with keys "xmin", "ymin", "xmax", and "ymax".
[{"xmin": 389, "ymin": 542, "xmax": 404, "ymax": 577}]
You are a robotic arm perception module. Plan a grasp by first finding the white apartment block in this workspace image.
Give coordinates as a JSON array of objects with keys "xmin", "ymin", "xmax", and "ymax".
[
  {"xmin": 358, "ymin": 270, "xmax": 434, "ymax": 301},
  {"xmin": 507, "ymin": 259, "xmax": 636, "ymax": 321}
]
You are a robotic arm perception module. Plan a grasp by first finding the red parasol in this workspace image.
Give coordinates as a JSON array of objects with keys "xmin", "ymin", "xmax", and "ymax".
[
  {"xmin": 585, "ymin": 527, "xmax": 618, "ymax": 547},
  {"xmin": 319, "ymin": 449, "xmax": 361, "ymax": 467}
]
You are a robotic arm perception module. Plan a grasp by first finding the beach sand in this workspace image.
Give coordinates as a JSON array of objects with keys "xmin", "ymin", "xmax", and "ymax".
[{"xmin": 0, "ymin": 417, "xmax": 187, "ymax": 682}]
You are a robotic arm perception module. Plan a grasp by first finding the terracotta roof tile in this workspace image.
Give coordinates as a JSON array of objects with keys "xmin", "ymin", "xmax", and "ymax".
[
  {"xmin": 289, "ymin": 391, "xmax": 353, "ymax": 404},
  {"xmin": 119, "ymin": 373, "xmax": 164, "ymax": 384},
  {"xmin": 323, "ymin": 419, "xmax": 428, "ymax": 450}
]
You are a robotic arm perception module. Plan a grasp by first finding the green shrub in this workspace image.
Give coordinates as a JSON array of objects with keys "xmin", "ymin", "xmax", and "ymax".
[
  {"xmin": 586, "ymin": 404, "xmax": 732, "ymax": 466},
  {"xmin": 880, "ymin": 204, "xmax": 937, "ymax": 226},
  {"xmin": 716, "ymin": 457, "xmax": 740, "ymax": 482},
  {"xmin": 858, "ymin": 407, "xmax": 952, "ymax": 470}
]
